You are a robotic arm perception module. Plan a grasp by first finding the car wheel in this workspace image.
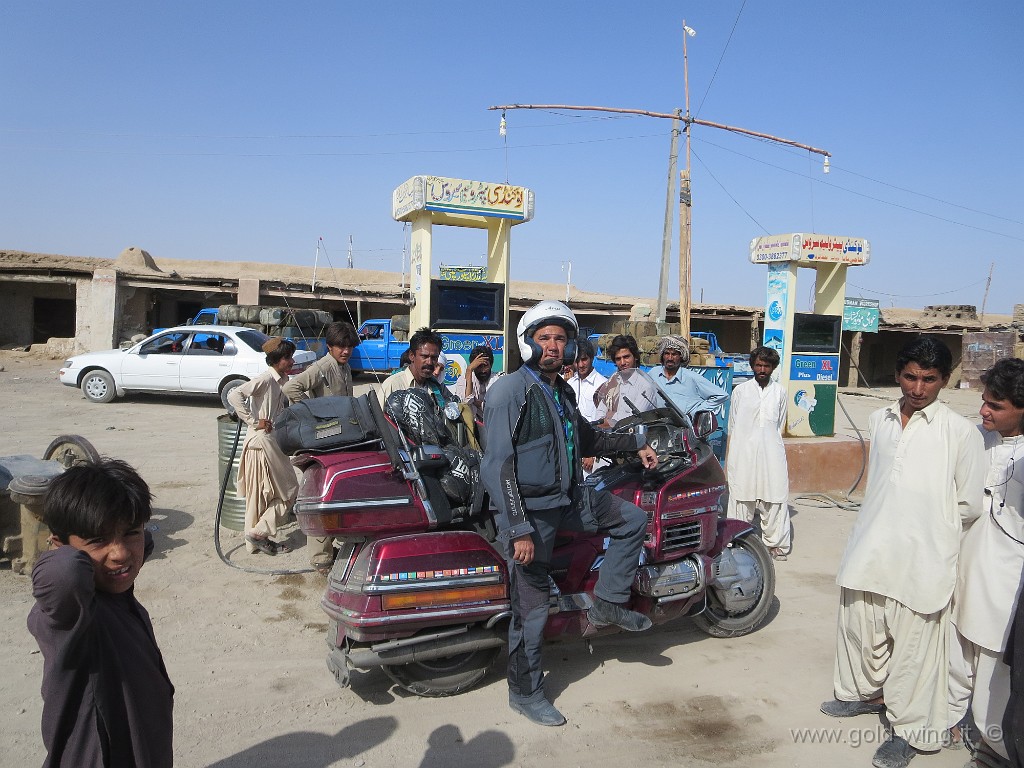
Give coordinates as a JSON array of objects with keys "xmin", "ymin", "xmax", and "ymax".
[
  {"xmin": 80, "ymin": 370, "xmax": 116, "ymax": 403},
  {"xmin": 220, "ymin": 378, "xmax": 246, "ymax": 413}
]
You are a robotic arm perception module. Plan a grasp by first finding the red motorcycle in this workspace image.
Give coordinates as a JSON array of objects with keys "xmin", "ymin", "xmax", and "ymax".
[{"xmin": 292, "ymin": 370, "xmax": 775, "ymax": 697}]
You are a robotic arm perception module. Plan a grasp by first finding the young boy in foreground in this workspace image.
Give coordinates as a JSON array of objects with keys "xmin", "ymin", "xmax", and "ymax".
[{"xmin": 28, "ymin": 458, "xmax": 174, "ymax": 767}]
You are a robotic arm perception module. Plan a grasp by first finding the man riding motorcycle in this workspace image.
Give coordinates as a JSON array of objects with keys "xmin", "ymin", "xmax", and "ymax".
[{"xmin": 481, "ymin": 300, "xmax": 659, "ymax": 727}]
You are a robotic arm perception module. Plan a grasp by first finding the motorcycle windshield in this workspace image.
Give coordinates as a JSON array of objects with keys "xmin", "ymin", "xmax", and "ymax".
[{"xmin": 600, "ymin": 367, "xmax": 690, "ymax": 429}]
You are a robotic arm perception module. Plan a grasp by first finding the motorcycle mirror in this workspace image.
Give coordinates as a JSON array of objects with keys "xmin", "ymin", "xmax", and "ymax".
[{"xmin": 692, "ymin": 411, "xmax": 716, "ymax": 439}]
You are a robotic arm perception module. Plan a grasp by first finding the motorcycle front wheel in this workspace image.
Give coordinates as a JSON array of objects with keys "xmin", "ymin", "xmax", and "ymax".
[
  {"xmin": 692, "ymin": 534, "xmax": 775, "ymax": 638},
  {"xmin": 382, "ymin": 647, "xmax": 501, "ymax": 698}
]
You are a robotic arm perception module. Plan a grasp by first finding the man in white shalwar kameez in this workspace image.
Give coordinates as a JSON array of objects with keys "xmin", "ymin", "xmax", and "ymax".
[
  {"xmin": 227, "ymin": 337, "xmax": 300, "ymax": 556},
  {"xmin": 949, "ymin": 358, "xmax": 1024, "ymax": 763},
  {"xmin": 822, "ymin": 337, "xmax": 986, "ymax": 768},
  {"xmin": 725, "ymin": 346, "xmax": 792, "ymax": 560}
]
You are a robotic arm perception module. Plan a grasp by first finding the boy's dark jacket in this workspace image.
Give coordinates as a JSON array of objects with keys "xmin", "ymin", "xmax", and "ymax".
[{"xmin": 27, "ymin": 540, "xmax": 174, "ymax": 768}]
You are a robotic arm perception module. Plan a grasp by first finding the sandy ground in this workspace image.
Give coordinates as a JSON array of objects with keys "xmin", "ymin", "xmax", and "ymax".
[{"xmin": 0, "ymin": 350, "xmax": 988, "ymax": 768}]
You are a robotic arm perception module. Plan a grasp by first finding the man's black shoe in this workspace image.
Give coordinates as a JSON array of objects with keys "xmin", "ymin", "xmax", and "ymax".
[
  {"xmin": 872, "ymin": 734, "xmax": 917, "ymax": 768},
  {"xmin": 508, "ymin": 691, "xmax": 566, "ymax": 727},
  {"xmin": 820, "ymin": 698, "xmax": 885, "ymax": 718},
  {"xmin": 587, "ymin": 597, "xmax": 652, "ymax": 632}
]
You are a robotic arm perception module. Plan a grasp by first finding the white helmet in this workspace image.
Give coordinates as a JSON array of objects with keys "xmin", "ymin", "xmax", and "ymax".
[{"xmin": 517, "ymin": 300, "xmax": 579, "ymax": 366}]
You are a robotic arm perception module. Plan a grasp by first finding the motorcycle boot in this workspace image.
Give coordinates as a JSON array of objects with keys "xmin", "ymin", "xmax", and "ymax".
[
  {"xmin": 509, "ymin": 690, "xmax": 566, "ymax": 727},
  {"xmin": 587, "ymin": 596, "xmax": 653, "ymax": 632}
]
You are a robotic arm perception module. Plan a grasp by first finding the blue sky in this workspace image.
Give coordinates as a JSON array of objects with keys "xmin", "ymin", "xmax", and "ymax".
[{"xmin": 2, "ymin": 2, "xmax": 1021, "ymax": 314}]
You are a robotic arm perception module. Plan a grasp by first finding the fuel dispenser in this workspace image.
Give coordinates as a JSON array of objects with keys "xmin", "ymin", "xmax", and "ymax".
[
  {"xmin": 392, "ymin": 175, "xmax": 534, "ymax": 380},
  {"xmin": 749, "ymin": 233, "xmax": 870, "ymax": 437}
]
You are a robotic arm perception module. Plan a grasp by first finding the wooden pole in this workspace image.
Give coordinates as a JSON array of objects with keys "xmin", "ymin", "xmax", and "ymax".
[
  {"xmin": 487, "ymin": 104, "xmax": 831, "ymax": 158},
  {"xmin": 657, "ymin": 111, "xmax": 681, "ymax": 323},
  {"xmin": 679, "ymin": 20, "xmax": 693, "ymax": 337},
  {"xmin": 980, "ymin": 261, "xmax": 994, "ymax": 322},
  {"xmin": 679, "ymin": 168, "xmax": 692, "ymax": 337}
]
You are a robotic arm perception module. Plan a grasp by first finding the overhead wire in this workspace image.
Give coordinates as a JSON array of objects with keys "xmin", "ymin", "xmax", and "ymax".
[
  {"xmin": 748, "ymin": 140, "xmax": 1024, "ymax": 228},
  {"xmin": 0, "ymin": 131, "xmax": 666, "ymax": 158},
  {"xmin": 694, "ymin": 0, "xmax": 748, "ymax": 119},
  {"xmin": 0, "ymin": 115, "xmax": 629, "ymax": 140},
  {"xmin": 690, "ymin": 148, "xmax": 768, "ymax": 233},
  {"xmin": 848, "ymin": 277, "xmax": 989, "ymax": 300},
  {"xmin": 693, "ymin": 135, "xmax": 1024, "ymax": 242}
]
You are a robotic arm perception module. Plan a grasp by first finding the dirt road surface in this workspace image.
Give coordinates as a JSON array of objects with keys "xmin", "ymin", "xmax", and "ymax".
[{"xmin": 0, "ymin": 351, "xmax": 988, "ymax": 767}]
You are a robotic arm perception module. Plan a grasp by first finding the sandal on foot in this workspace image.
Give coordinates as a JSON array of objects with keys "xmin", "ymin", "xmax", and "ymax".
[
  {"xmin": 267, "ymin": 540, "xmax": 292, "ymax": 554},
  {"xmin": 245, "ymin": 535, "xmax": 276, "ymax": 556},
  {"xmin": 770, "ymin": 547, "xmax": 788, "ymax": 561},
  {"xmin": 872, "ymin": 734, "xmax": 917, "ymax": 768}
]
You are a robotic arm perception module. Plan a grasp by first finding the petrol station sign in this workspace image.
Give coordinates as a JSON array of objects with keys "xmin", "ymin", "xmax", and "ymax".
[{"xmin": 750, "ymin": 233, "xmax": 870, "ymax": 266}]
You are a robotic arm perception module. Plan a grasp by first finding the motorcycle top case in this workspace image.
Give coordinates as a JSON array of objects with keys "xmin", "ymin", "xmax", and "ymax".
[{"xmin": 273, "ymin": 394, "xmax": 380, "ymax": 455}]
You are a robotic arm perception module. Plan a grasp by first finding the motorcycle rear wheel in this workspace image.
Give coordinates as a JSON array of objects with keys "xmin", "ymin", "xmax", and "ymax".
[
  {"xmin": 692, "ymin": 534, "xmax": 775, "ymax": 638},
  {"xmin": 382, "ymin": 647, "xmax": 500, "ymax": 698}
]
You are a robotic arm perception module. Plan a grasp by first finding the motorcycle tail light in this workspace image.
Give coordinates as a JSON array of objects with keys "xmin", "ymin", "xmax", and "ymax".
[{"xmin": 381, "ymin": 584, "xmax": 507, "ymax": 610}]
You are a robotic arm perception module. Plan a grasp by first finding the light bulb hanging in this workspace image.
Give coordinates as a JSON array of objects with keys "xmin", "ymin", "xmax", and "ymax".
[
  {"xmin": 823, "ymin": 156, "xmax": 830, "ymax": 174},
  {"xmin": 499, "ymin": 111, "xmax": 507, "ymax": 137}
]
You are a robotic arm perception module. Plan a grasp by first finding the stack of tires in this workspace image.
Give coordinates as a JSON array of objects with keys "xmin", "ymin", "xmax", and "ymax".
[
  {"xmin": 390, "ymin": 314, "xmax": 410, "ymax": 342},
  {"xmin": 598, "ymin": 321, "xmax": 681, "ymax": 366},
  {"xmin": 218, "ymin": 305, "xmax": 333, "ymax": 338}
]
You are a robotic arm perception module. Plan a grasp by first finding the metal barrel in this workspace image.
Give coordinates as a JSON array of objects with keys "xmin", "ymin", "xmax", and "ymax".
[{"xmin": 216, "ymin": 414, "xmax": 247, "ymax": 531}]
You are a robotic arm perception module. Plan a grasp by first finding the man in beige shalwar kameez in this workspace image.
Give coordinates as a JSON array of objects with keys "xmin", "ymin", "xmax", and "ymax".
[
  {"xmin": 821, "ymin": 337, "xmax": 986, "ymax": 768},
  {"xmin": 227, "ymin": 337, "xmax": 299, "ymax": 555}
]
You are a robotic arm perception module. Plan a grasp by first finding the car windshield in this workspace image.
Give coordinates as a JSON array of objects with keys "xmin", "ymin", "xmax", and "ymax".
[
  {"xmin": 139, "ymin": 331, "xmax": 190, "ymax": 355},
  {"xmin": 236, "ymin": 329, "xmax": 270, "ymax": 353}
]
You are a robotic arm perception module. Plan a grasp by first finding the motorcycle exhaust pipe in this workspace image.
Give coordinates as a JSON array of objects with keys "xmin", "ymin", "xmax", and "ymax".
[{"xmin": 346, "ymin": 623, "xmax": 508, "ymax": 670}]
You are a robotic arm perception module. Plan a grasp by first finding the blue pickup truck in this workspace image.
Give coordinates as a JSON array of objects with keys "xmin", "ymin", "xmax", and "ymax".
[{"xmin": 349, "ymin": 319, "xmax": 410, "ymax": 376}]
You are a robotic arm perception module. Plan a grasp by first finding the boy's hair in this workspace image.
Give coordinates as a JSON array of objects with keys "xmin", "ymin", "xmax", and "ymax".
[
  {"xmin": 981, "ymin": 357, "xmax": 1024, "ymax": 408},
  {"xmin": 325, "ymin": 321, "xmax": 359, "ymax": 349},
  {"xmin": 43, "ymin": 458, "xmax": 153, "ymax": 543},
  {"xmin": 576, "ymin": 338, "xmax": 596, "ymax": 360},
  {"xmin": 749, "ymin": 346, "xmax": 781, "ymax": 368},
  {"xmin": 895, "ymin": 336, "xmax": 953, "ymax": 378},
  {"xmin": 265, "ymin": 338, "xmax": 297, "ymax": 367},
  {"xmin": 607, "ymin": 335, "xmax": 640, "ymax": 365},
  {"xmin": 409, "ymin": 327, "xmax": 444, "ymax": 355}
]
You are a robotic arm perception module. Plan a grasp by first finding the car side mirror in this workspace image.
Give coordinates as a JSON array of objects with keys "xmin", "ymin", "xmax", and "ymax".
[{"xmin": 692, "ymin": 410, "xmax": 716, "ymax": 439}]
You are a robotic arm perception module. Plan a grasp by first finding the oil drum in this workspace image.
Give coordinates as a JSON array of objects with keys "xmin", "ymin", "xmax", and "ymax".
[{"xmin": 216, "ymin": 414, "xmax": 247, "ymax": 531}]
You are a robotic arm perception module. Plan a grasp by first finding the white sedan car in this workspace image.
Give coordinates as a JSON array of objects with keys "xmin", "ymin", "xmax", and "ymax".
[{"xmin": 59, "ymin": 325, "xmax": 318, "ymax": 409}]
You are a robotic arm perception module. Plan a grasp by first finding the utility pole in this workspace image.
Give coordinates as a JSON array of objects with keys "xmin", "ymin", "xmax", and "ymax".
[
  {"xmin": 657, "ymin": 110, "xmax": 681, "ymax": 323},
  {"xmin": 347, "ymin": 234, "xmax": 354, "ymax": 269},
  {"xmin": 491, "ymin": 22, "xmax": 831, "ymax": 337},
  {"xmin": 679, "ymin": 22, "xmax": 694, "ymax": 337},
  {"xmin": 980, "ymin": 261, "xmax": 995, "ymax": 322},
  {"xmin": 312, "ymin": 237, "xmax": 321, "ymax": 293}
]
